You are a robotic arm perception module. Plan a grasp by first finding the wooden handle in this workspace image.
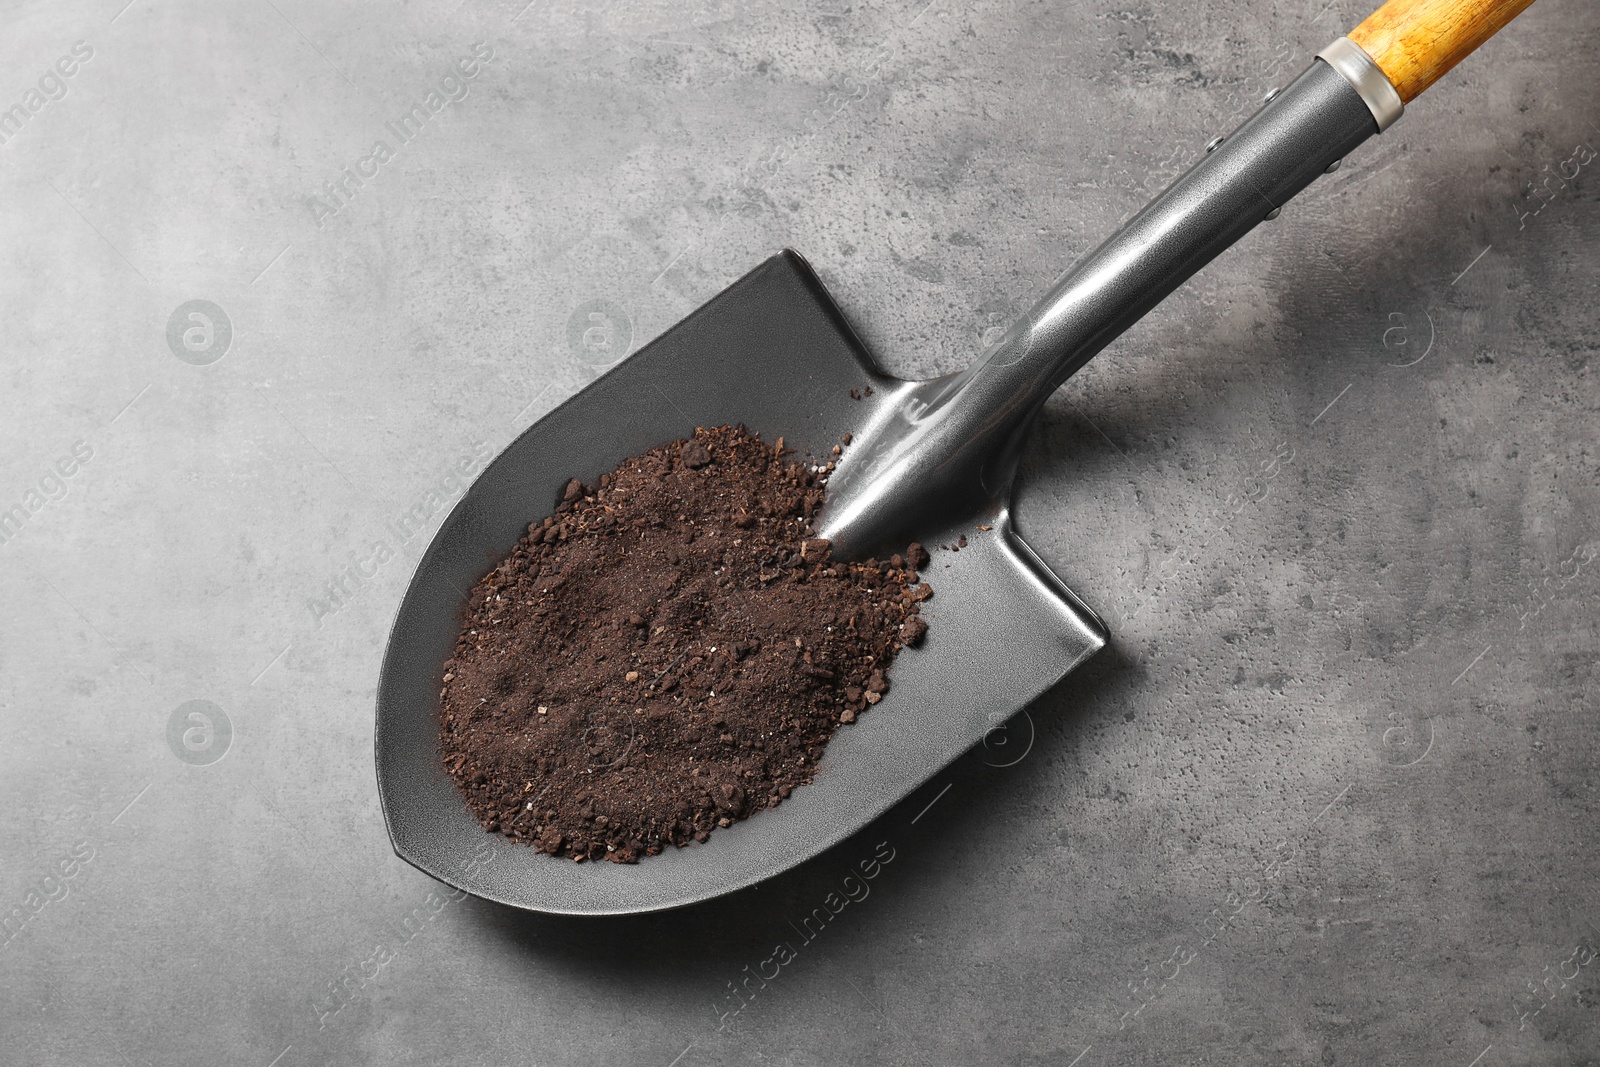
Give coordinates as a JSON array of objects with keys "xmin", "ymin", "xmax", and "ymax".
[{"xmin": 1349, "ymin": 0, "xmax": 1538, "ymax": 102}]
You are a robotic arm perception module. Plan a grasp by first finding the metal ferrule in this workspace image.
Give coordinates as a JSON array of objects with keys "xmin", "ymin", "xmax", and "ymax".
[
  {"xmin": 1317, "ymin": 36, "xmax": 1404, "ymax": 132},
  {"xmin": 819, "ymin": 57, "xmax": 1382, "ymax": 558}
]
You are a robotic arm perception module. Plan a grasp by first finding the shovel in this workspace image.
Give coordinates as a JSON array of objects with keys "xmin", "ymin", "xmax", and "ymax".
[{"xmin": 377, "ymin": 0, "xmax": 1538, "ymax": 914}]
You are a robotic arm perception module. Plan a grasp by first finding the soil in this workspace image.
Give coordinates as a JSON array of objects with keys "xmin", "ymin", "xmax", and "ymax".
[{"xmin": 438, "ymin": 425, "xmax": 932, "ymax": 863}]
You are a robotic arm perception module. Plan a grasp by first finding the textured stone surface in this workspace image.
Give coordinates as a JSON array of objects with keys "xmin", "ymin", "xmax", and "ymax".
[{"xmin": 2, "ymin": 1, "xmax": 1597, "ymax": 1064}]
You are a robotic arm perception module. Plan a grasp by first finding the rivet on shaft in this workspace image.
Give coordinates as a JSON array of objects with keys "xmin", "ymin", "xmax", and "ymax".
[
  {"xmin": 1264, "ymin": 207, "xmax": 1282, "ymax": 221},
  {"xmin": 1325, "ymin": 157, "xmax": 1343, "ymax": 173},
  {"xmin": 1205, "ymin": 135, "xmax": 1225, "ymax": 153}
]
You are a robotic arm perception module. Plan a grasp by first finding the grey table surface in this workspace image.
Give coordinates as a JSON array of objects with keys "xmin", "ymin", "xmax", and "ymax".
[{"xmin": 2, "ymin": 0, "xmax": 1597, "ymax": 1064}]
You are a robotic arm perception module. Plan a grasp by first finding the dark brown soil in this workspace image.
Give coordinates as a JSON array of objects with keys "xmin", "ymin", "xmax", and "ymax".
[{"xmin": 438, "ymin": 425, "xmax": 931, "ymax": 863}]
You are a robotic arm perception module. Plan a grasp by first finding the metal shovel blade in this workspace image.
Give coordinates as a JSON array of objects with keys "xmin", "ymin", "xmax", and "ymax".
[{"xmin": 375, "ymin": 250, "xmax": 1106, "ymax": 915}]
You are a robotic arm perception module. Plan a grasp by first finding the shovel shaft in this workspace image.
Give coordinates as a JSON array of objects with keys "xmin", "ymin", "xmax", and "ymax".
[
  {"xmin": 969, "ymin": 61, "xmax": 1373, "ymax": 412},
  {"xmin": 1351, "ymin": 0, "xmax": 1539, "ymax": 102},
  {"xmin": 967, "ymin": 0, "xmax": 1540, "ymax": 416},
  {"xmin": 819, "ymin": 2, "xmax": 1538, "ymax": 558},
  {"xmin": 821, "ymin": 59, "xmax": 1373, "ymax": 556}
]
